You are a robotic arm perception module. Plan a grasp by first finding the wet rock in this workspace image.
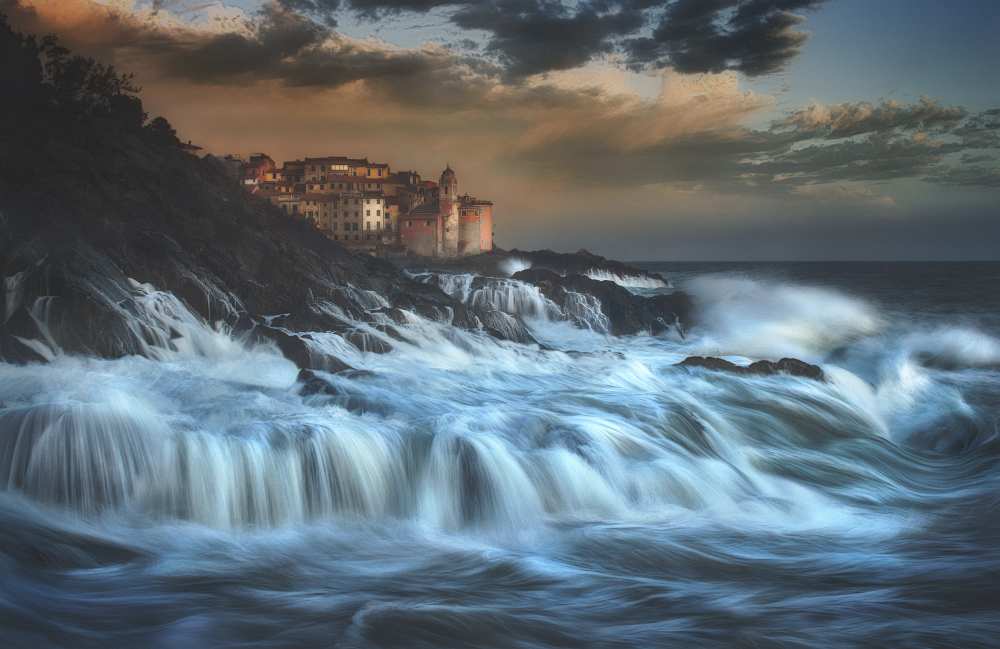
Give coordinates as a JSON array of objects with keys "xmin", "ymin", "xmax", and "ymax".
[
  {"xmin": 512, "ymin": 268, "xmax": 692, "ymax": 336},
  {"xmin": 255, "ymin": 326, "xmax": 354, "ymax": 372},
  {"xmin": 478, "ymin": 309, "xmax": 538, "ymax": 345},
  {"xmin": 678, "ymin": 356, "xmax": 825, "ymax": 381},
  {"xmin": 0, "ymin": 306, "xmax": 50, "ymax": 363},
  {"xmin": 403, "ymin": 247, "xmax": 668, "ymax": 286},
  {"xmin": 296, "ymin": 369, "xmax": 342, "ymax": 396}
]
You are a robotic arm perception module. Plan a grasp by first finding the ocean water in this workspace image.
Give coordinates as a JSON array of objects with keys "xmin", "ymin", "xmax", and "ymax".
[{"xmin": 2, "ymin": 262, "xmax": 999, "ymax": 648}]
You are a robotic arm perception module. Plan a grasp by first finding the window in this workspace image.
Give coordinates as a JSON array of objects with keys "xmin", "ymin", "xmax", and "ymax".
[
  {"xmin": 366, "ymin": 210, "xmax": 371, "ymax": 217},
  {"xmin": 376, "ymin": 210, "xmax": 381, "ymax": 216},
  {"xmin": 366, "ymin": 222, "xmax": 372, "ymax": 230}
]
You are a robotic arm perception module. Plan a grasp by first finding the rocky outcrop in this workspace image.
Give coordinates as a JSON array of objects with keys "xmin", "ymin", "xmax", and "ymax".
[
  {"xmin": 678, "ymin": 356, "xmax": 825, "ymax": 381},
  {"xmin": 403, "ymin": 247, "xmax": 668, "ymax": 286},
  {"xmin": 0, "ymin": 104, "xmax": 534, "ymax": 365},
  {"xmin": 512, "ymin": 268, "xmax": 691, "ymax": 336}
]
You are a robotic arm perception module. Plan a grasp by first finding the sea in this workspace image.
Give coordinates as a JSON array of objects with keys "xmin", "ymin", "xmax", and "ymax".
[{"xmin": 1, "ymin": 261, "xmax": 999, "ymax": 648}]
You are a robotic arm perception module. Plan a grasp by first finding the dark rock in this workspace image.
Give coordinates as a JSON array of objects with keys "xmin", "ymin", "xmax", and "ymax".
[
  {"xmin": 401, "ymin": 247, "xmax": 668, "ymax": 287},
  {"xmin": 678, "ymin": 356, "xmax": 825, "ymax": 381},
  {"xmin": 478, "ymin": 309, "xmax": 538, "ymax": 345},
  {"xmin": 0, "ymin": 306, "xmax": 50, "ymax": 363},
  {"xmin": 513, "ymin": 268, "xmax": 692, "ymax": 337},
  {"xmin": 297, "ymin": 369, "xmax": 342, "ymax": 397}
]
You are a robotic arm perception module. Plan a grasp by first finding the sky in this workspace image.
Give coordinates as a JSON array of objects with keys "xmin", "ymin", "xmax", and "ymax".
[{"xmin": 4, "ymin": 0, "xmax": 999, "ymax": 260}]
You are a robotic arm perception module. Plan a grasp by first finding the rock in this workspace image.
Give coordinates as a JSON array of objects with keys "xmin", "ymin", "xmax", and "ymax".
[
  {"xmin": 678, "ymin": 356, "xmax": 824, "ymax": 381},
  {"xmin": 0, "ymin": 306, "xmax": 50, "ymax": 363},
  {"xmin": 255, "ymin": 325, "xmax": 355, "ymax": 372},
  {"xmin": 401, "ymin": 247, "xmax": 668, "ymax": 287},
  {"xmin": 296, "ymin": 369, "xmax": 342, "ymax": 396},
  {"xmin": 512, "ymin": 268, "xmax": 692, "ymax": 336},
  {"xmin": 478, "ymin": 309, "xmax": 538, "ymax": 345}
]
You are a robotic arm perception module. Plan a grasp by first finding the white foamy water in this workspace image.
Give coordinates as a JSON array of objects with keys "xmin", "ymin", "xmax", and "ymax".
[
  {"xmin": 0, "ymin": 269, "xmax": 970, "ymax": 534},
  {"xmin": 3, "ymin": 263, "xmax": 999, "ymax": 648},
  {"xmin": 686, "ymin": 274, "xmax": 884, "ymax": 361},
  {"xmin": 499, "ymin": 256, "xmax": 532, "ymax": 276},
  {"xmin": 585, "ymin": 268, "xmax": 670, "ymax": 289}
]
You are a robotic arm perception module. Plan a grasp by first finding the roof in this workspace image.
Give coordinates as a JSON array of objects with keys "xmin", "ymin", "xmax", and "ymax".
[
  {"xmin": 405, "ymin": 200, "xmax": 440, "ymax": 218},
  {"xmin": 322, "ymin": 175, "xmax": 386, "ymax": 184},
  {"xmin": 303, "ymin": 156, "xmax": 369, "ymax": 166}
]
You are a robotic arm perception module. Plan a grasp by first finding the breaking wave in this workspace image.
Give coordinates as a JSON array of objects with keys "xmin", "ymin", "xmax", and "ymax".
[
  {"xmin": 686, "ymin": 274, "xmax": 884, "ymax": 361},
  {"xmin": 585, "ymin": 268, "xmax": 670, "ymax": 289},
  {"xmin": 902, "ymin": 326, "xmax": 1000, "ymax": 369},
  {"xmin": 499, "ymin": 256, "xmax": 532, "ymax": 276}
]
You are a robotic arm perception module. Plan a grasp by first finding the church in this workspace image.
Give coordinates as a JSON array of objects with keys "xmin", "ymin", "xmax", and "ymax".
[{"xmin": 399, "ymin": 165, "xmax": 494, "ymax": 258}]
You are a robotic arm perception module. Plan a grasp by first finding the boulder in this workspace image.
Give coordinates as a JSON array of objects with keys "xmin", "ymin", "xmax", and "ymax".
[{"xmin": 678, "ymin": 356, "xmax": 824, "ymax": 381}]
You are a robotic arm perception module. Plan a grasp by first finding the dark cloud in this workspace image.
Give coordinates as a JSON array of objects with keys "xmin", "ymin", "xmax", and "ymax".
[
  {"xmin": 450, "ymin": 0, "xmax": 645, "ymax": 78},
  {"xmin": 278, "ymin": 0, "xmax": 827, "ymax": 78},
  {"xmin": 626, "ymin": 0, "xmax": 825, "ymax": 76}
]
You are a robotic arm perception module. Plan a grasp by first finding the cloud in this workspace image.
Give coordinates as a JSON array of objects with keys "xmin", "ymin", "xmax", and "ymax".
[
  {"xmin": 449, "ymin": 0, "xmax": 644, "ymax": 78},
  {"xmin": 625, "ymin": 0, "xmax": 825, "ymax": 76},
  {"xmin": 5, "ymin": 0, "xmax": 999, "ymax": 200},
  {"xmin": 776, "ymin": 97, "xmax": 967, "ymax": 138},
  {"xmin": 277, "ymin": 0, "xmax": 828, "ymax": 79}
]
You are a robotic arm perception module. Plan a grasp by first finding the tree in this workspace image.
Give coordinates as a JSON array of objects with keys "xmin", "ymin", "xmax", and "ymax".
[{"xmin": 145, "ymin": 116, "xmax": 179, "ymax": 145}]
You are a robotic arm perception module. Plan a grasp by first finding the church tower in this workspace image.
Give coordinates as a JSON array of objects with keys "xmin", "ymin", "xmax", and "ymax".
[{"xmin": 438, "ymin": 164, "xmax": 460, "ymax": 256}]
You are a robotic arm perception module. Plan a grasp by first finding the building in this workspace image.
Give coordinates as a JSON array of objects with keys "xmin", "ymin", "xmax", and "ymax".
[
  {"xmin": 242, "ymin": 153, "xmax": 492, "ymax": 257},
  {"xmin": 400, "ymin": 165, "xmax": 493, "ymax": 258},
  {"xmin": 240, "ymin": 153, "xmax": 275, "ymax": 186}
]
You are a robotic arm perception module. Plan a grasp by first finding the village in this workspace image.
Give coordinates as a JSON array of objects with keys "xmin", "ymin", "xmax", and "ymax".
[{"xmin": 225, "ymin": 153, "xmax": 494, "ymax": 258}]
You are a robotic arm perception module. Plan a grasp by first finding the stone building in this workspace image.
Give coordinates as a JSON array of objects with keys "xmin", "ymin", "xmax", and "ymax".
[{"xmin": 400, "ymin": 165, "xmax": 494, "ymax": 258}]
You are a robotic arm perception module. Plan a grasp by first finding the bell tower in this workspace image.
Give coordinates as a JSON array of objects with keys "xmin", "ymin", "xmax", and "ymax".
[{"xmin": 438, "ymin": 164, "xmax": 460, "ymax": 256}]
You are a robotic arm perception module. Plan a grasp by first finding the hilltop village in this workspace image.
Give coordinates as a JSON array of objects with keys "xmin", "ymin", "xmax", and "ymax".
[{"xmin": 224, "ymin": 153, "xmax": 494, "ymax": 258}]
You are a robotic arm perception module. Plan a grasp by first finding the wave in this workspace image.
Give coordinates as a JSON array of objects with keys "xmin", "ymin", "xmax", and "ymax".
[
  {"xmin": 0, "ymin": 275, "xmax": 937, "ymax": 536},
  {"xmin": 499, "ymin": 257, "xmax": 532, "ymax": 276},
  {"xmin": 901, "ymin": 327, "xmax": 1000, "ymax": 370},
  {"xmin": 686, "ymin": 274, "xmax": 884, "ymax": 362},
  {"xmin": 585, "ymin": 268, "xmax": 670, "ymax": 289},
  {"xmin": 420, "ymin": 272, "xmax": 611, "ymax": 333}
]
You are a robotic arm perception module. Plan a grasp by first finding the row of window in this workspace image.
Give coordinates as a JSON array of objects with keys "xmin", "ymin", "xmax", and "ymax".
[
  {"xmin": 299, "ymin": 208, "xmax": 385, "ymax": 218},
  {"xmin": 303, "ymin": 196, "xmax": 383, "ymax": 205},
  {"xmin": 331, "ymin": 233, "xmax": 385, "ymax": 241},
  {"xmin": 306, "ymin": 182, "xmax": 385, "ymax": 191}
]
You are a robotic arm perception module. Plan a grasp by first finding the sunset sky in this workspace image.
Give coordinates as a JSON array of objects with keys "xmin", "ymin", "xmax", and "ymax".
[{"xmin": 5, "ymin": 0, "xmax": 999, "ymax": 259}]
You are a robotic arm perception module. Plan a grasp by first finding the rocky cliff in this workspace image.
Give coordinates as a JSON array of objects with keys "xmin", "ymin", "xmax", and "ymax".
[{"xmin": 0, "ymin": 18, "xmax": 692, "ymax": 368}]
